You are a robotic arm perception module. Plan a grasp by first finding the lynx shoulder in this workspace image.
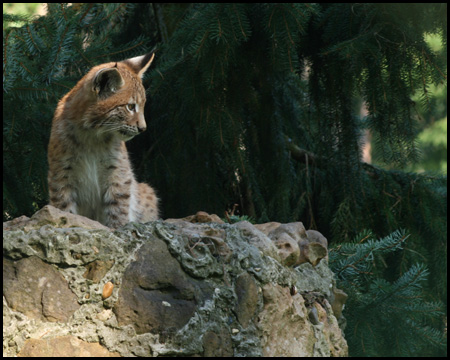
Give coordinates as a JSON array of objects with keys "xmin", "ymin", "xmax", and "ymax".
[{"xmin": 47, "ymin": 53, "xmax": 159, "ymax": 228}]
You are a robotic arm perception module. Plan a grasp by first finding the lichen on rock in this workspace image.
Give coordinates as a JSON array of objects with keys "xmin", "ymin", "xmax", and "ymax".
[{"xmin": 3, "ymin": 206, "xmax": 348, "ymax": 357}]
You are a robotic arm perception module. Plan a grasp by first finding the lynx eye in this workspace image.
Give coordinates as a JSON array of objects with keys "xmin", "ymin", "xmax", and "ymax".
[{"xmin": 126, "ymin": 104, "xmax": 136, "ymax": 112}]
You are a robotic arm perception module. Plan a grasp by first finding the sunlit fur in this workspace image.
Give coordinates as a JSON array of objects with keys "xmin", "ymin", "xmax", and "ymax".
[{"xmin": 47, "ymin": 53, "xmax": 158, "ymax": 228}]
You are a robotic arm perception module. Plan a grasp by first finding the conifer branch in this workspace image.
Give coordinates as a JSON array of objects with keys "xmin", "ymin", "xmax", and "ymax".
[{"xmin": 284, "ymin": 135, "xmax": 317, "ymax": 164}]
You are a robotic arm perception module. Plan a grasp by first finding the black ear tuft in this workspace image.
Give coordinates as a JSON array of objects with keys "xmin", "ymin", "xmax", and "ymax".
[{"xmin": 93, "ymin": 68, "xmax": 124, "ymax": 99}]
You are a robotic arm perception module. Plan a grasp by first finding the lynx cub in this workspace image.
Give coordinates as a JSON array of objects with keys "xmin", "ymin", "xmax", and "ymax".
[{"xmin": 48, "ymin": 53, "xmax": 159, "ymax": 228}]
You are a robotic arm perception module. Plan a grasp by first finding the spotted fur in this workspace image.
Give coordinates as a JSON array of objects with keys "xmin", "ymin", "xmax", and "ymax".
[{"xmin": 48, "ymin": 53, "xmax": 158, "ymax": 228}]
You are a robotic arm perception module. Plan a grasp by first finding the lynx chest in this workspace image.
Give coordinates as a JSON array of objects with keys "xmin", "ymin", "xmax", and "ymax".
[{"xmin": 72, "ymin": 148, "xmax": 123, "ymax": 221}]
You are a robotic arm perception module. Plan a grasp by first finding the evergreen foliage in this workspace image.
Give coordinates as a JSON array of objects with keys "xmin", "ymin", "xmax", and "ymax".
[
  {"xmin": 3, "ymin": 3, "xmax": 447, "ymax": 356},
  {"xmin": 329, "ymin": 230, "xmax": 446, "ymax": 356}
]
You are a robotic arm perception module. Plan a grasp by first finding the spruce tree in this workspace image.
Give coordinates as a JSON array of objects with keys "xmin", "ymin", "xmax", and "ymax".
[
  {"xmin": 329, "ymin": 229, "xmax": 446, "ymax": 356},
  {"xmin": 3, "ymin": 3, "xmax": 447, "ymax": 356}
]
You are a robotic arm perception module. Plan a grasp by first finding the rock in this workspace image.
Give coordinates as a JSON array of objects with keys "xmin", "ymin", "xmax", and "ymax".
[
  {"xmin": 3, "ymin": 207, "xmax": 347, "ymax": 357},
  {"xmin": 102, "ymin": 282, "xmax": 114, "ymax": 300},
  {"xmin": 330, "ymin": 287, "xmax": 348, "ymax": 319},
  {"xmin": 166, "ymin": 210, "xmax": 225, "ymax": 224},
  {"xmin": 252, "ymin": 222, "xmax": 303, "ymax": 266},
  {"xmin": 18, "ymin": 335, "xmax": 120, "ymax": 357},
  {"xmin": 258, "ymin": 283, "xmax": 312, "ymax": 356},
  {"xmin": 169, "ymin": 214, "xmax": 329, "ymax": 267},
  {"xmin": 203, "ymin": 328, "xmax": 233, "ymax": 357},
  {"xmin": 3, "ymin": 205, "xmax": 109, "ymax": 232},
  {"xmin": 234, "ymin": 221, "xmax": 280, "ymax": 261},
  {"xmin": 255, "ymin": 221, "xmax": 329, "ymax": 267},
  {"xmin": 3, "ymin": 256, "xmax": 80, "ymax": 322},
  {"xmin": 298, "ymin": 229, "xmax": 328, "ymax": 266},
  {"xmin": 298, "ymin": 241, "xmax": 328, "ymax": 267},
  {"xmin": 84, "ymin": 260, "xmax": 115, "ymax": 283},
  {"xmin": 268, "ymin": 231, "xmax": 301, "ymax": 266},
  {"xmin": 234, "ymin": 272, "xmax": 259, "ymax": 328},
  {"xmin": 253, "ymin": 221, "xmax": 282, "ymax": 234},
  {"xmin": 306, "ymin": 229, "xmax": 328, "ymax": 248},
  {"xmin": 113, "ymin": 236, "xmax": 212, "ymax": 340},
  {"xmin": 258, "ymin": 284, "xmax": 347, "ymax": 357}
]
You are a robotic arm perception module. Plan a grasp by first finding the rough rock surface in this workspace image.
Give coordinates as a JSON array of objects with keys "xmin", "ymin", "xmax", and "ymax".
[
  {"xmin": 3, "ymin": 206, "xmax": 347, "ymax": 357},
  {"xmin": 4, "ymin": 256, "xmax": 80, "ymax": 322}
]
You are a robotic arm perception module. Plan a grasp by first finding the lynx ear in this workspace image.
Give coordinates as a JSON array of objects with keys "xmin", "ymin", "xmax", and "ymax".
[
  {"xmin": 93, "ymin": 68, "xmax": 124, "ymax": 99},
  {"xmin": 122, "ymin": 52, "xmax": 155, "ymax": 78}
]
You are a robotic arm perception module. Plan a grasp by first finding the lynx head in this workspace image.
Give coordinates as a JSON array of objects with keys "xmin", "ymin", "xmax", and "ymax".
[{"xmin": 73, "ymin": 52, "xmax": 155, "ymax": 141}]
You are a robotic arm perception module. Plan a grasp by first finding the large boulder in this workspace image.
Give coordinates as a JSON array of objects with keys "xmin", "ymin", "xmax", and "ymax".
[{"xmin": 3, "ymin": 206, "xmax": 347, "ymax": 357}]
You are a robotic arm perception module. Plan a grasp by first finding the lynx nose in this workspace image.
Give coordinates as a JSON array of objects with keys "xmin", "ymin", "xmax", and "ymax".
[
  {"xmin": 138, "ymin": 125, "xmax": 147, "ymax": 133},
  {"xmin": 137, "ymin": 116, "xmax": 147, "ymax": 133}
]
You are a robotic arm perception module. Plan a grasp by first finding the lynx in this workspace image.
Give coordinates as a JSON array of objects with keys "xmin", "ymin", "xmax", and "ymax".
[{"xmin": 47, "ymin": 53, "xmax": 159, "ymax": 228}]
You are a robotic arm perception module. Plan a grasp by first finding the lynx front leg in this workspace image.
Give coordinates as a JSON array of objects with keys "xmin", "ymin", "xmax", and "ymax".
[
  {"xmin": 48, "ymin": 170, "xmax": 79, "ymax": 214},
  {"xmin": 103, "ymin": 180, "xmax": 133, "ymax": 228},
  {"xmin": 47, "ymin": 142, "xmax": 79, "ymax": 215}
]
